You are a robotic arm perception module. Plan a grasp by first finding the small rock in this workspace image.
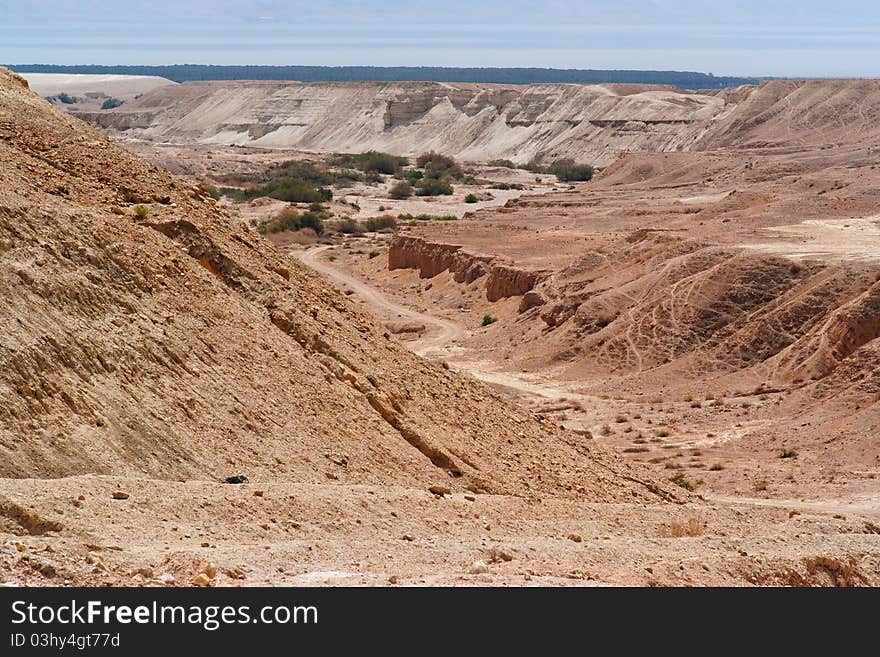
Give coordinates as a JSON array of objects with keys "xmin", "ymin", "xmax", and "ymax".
[
  {"xmin": 192, "ymin": 573, "xmax": 213, "ymax": 587},
  {"xmin": 85, "ymin": 552, "xmax": 109, "ymax": 572},
  {"xmin": 388, "ymin": 575, "xmax": 399, "ymax": 584},
  {"xmin": 156, "ymin": 573, "xmax": 175, "ymax": 584},
  {"xmin": 464, "ymin": 494, "xmax": 476, "ymax": 502},
  {"xmin": 130, "ymin": 566, "xmax": 153, "ymax": 579},
  {"xmin": 253, "ymin": 490, "xmax": 264, "ymax": 497},
  {"xmin": 428, "ymin": 485, "xmax": 451, "ymax": 497},
  {"xmin": 201, "ymin": 564, "xmax": 218, "ymax": 579},
  {"xmin": 15, "ymin": 543, "xmax": 26, "ymax": 552},
  {"xmin": 77, "ymin": 494, "xmax": 86, "ymax": 501},
  {"xmin": 568, "ymin": 533, "xmax": 583, "ymax": 543},
  {"xmin": 402, "ymin": 533, "xmax": 415, "ymax": 542},
  {"xmin": 225, "ymin": 567, "xmax": 246, "ymax": 580},
  {"xmin": 223, "ymin": 475, "xmax": 248, "ymax": 485},
  {"xmin": 201, "ymin": 542, "xmax": 210, "ymax": 548},
  {"xmin": 112, "ymin": 491, "xmax": 129, "ymax": 500},
  {"xmin": 469, "ymin": 560, "xmax": 489, "ymax": 575}
]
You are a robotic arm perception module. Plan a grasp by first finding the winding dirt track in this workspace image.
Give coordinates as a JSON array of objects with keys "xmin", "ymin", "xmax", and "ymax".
[
  {"xmin": 297, "ymin": 245, "xmax": 462, "ymax": 356},
  {"xmin": 297, "ymin": 246, "xmax": 614, "ymax": 412}
]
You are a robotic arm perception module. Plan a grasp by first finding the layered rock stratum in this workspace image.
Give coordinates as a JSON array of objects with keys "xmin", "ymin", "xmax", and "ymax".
[{"xmin": 73, "ymin": 80, "xmax": 735, "ymax": 165}]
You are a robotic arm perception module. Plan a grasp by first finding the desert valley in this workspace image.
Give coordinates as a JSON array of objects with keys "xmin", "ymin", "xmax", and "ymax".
[{"xmin": 1, "ymin": 68, "xmax": 878, "ymax": 587}]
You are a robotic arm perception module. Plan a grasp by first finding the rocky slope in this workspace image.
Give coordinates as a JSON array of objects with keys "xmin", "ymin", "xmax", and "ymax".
[{"xmin": 74, "ymin": 80, "xmax": 736, "ymax": 166}]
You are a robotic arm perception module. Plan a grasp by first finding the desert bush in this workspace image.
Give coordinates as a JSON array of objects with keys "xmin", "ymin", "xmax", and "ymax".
[
  {"xmin": 487, "ymin": 159, "xmax": 517, "ymax": 168},
  {"xmin": 464, "ymin": 193, "xmax": 478, "ymax": 203},
  {"xmin": 489, "ymin": 182, "xmax": 524, "ymax": 191},
  {"xmin": 329, "ymin": 151, "xmax": 408, "ymax": 174},
  {"xmin": 133, "ymin": 205, "xmax": 149, "ymax": 219},
  {"xmin": 403, "ymin": 169, "xmax": 424, "ymax": 184},
  {"xmin": 364, "ymin": 215, "xmax": 398, "ymax": 232},
  {"xmin": 416, "ymin": 152, "xmax": 463, "ymax": 179},
  {"xmin": 668, "ymin": 472, "xmax": 699, "ymax": 491},
  {"xmin": 389, "ymin": 180, "xmax": 413, "ymax": 199},
  {"xmin": 409, "ymin": 214, "xmax": 457, "ymax": 222},
  {"xmin": 336, "ymin": 218, "xmax": 363, "ymax": 234},
  {"xmin": 415, "ymin": 178, "xmax": 453, "ymax": 196},
  {"xmin": 259, "ymin": 207, "xmax": 324, "ymax": 235},
  {"xmin": 368, "ymin": 251, "xmax": 381, "ymax": 259},
  {"xmin": 517, "ymin": 159, "xmax": 546, "ymax": 173},
  {"xmin": 547, "ymin": 159, "xmax": 594, "ymax": 182},
  {"xmin": 220, "ymin": 178, "xmax": 331, "ymax": 204},
  {"xmin": 481, "ymin": 314, "xmax": 497, "ymax": 326},
  {"xmin": 660, "ymin": 517, "xmax": 705, "ymax": 538},
  {"xmin": 100, "ymin": 97, "xmax": 122, "ymax": 110}
]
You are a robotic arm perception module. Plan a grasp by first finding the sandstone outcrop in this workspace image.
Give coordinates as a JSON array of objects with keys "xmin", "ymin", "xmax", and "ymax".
[{"xmin": 388, "ymin": 235, "xmax": 545, "ymax": 302}]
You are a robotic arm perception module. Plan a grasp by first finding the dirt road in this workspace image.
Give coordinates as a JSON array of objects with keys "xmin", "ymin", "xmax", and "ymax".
[
  {"xmin": 297, "ymin": 246, "xmax": 618, "ymax": 423},
  {"xmin": 297, "ymin": 245, "xmax": 462, "ymax": 356}
]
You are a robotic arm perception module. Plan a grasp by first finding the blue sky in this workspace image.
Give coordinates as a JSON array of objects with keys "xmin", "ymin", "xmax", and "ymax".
[{"xmin": 2, "ymin": 1, "xmax": 880, "ymax": 76}]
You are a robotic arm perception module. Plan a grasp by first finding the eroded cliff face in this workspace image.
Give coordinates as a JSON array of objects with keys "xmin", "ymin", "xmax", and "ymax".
[
  {"xmin": 388, "ymin": 235, "xmax": 545, "ymax": 302},
  {"xmin": 76, "ymin": 80, "xmax": 742, "ymax": 165}
]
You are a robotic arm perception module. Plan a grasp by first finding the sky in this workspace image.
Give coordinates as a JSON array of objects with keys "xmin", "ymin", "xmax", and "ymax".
[{"xmin": 2, "ymin": 1, "xmax": 880, "ymax": 77}]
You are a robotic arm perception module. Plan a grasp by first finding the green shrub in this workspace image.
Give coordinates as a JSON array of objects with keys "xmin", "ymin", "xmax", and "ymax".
[
  {"xmin": 517, "ymin": 159, "xmax": 546, "ymax": 173},
  {"xmin": 403, "ymin": 214, "xmax": 457, "ymax": 222},
  {"xmin": 404, "ymin": 169, "xmax": 424, "ymax": 184},
  {"xmin": 514, "ymin": 158, "xmax": 593, "ymax": 182},
  {"xmin": 259, "ymin": 207, "xmax": 324, "ymax": 235},
  {"xmin": 56, "ymin": 93, "xmax": 76, "ymax": 104},
  {"xmin": 489, "ymin": 182, "xmax": 524, "ymax": 191},
  {"xmin": 219, "ymin": 179, "xmax": 332, "ymax": 204},
  {"xmin": 464, "ymin": 193, "xmax": 478, "ymax": 203},
  {"xmin": 364, "ymin": 215, "xmax": 398, "ymax": 232},
  {"xmin": 329, "ymin": 151, "xmax": 408, "ymax": 174},
  {"xmin": 331, "ymin": 169, "xmax": 364, "ymax": 185},
  {"xmin": 100, "ymin": 97, "xmax": 123, "ymax": 110},
  {"xmin": 388, "ymin": 180, "xmax": 413, "ymax": 199},
  {"xmin": 415, "ymin": 178, "xmax": 453, "ymax": 196},
  {"xmin": 416, "ymin": 152, "xmax": 463, "ymax": 180},
  {"xmin": 481, "ymin": 315, "xmax": 497, "ymax": 326},
  {"xmin": 133, "ymin": 205, "xmax": 149, "ymax": 219},
  {"xmin": 337, "ymin": 218, "xmax": 363, "ymax": 234},
  {"xmin": 487, "ymin": 159, "xmax": 517, "ymax": 168},
  {"xmin": 547, "ymin": 159, "xmax": 594, "ymax": 182},
  {"xmin": 368, "ymin": 251, "xmax": 381, "ymax": 259}
]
